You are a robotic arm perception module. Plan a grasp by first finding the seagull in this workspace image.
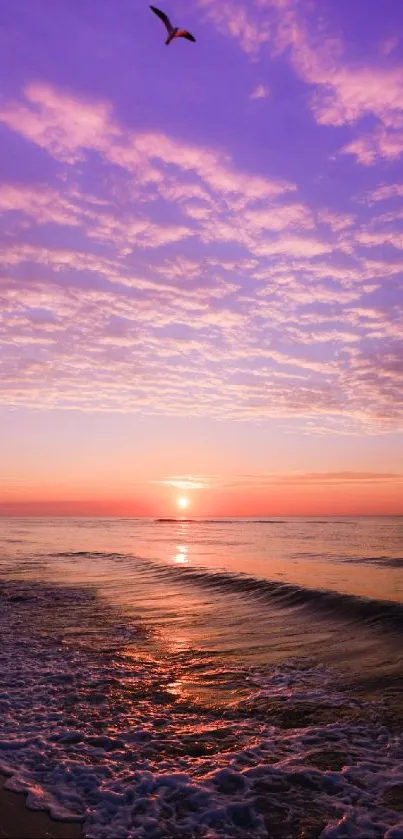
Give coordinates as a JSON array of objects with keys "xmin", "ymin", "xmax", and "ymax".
[{"xmin": 150, "ymin": 6, "xmax": 196, "ymax": 45}]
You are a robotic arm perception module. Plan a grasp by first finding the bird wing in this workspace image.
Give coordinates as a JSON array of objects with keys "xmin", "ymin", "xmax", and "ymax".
[
  {"xmin": 177, "ymin": 30, "xmax": 196, "ymax": 42},
  {"xmin": 150, "ymin": 6, "xmax": 173, "ymax": 33}
]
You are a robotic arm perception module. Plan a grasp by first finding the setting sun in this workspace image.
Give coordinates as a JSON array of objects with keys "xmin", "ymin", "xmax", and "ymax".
[{"xmin": 177, "ymin": 496, "xmax": 189, "ymax": 510}]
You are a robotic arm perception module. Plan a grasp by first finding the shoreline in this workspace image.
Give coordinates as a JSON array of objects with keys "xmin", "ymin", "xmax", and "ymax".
[{"xmin": 0, "ymin": 776, "xmax": 83, "ymax": 839}]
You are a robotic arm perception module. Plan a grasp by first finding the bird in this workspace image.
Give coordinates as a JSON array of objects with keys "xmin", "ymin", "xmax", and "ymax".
[{"xmin": 150, "ymin": 6, "xmax": 196, "ymax": 45}]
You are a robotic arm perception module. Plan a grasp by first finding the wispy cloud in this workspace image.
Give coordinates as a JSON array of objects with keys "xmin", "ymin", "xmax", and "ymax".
[
  {"xmin": 153, "ymin": 477, "xmax": 209, "ymax": 490},
  {"xmin": 0, "ymin": 54, "xmax": 402, "ymax": 431},
  {"xmin": 197, "ymin": 0, "xmax": 403, "ymax": 165},
  {"xmin": 250, "ymin": 84, "xmax": 270, "ymax": 100}
]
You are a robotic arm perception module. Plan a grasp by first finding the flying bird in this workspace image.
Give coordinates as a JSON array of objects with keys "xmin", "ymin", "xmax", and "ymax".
[{"xmin": 150, "ymin": 6, "xmax": 196, "ymax": 45}]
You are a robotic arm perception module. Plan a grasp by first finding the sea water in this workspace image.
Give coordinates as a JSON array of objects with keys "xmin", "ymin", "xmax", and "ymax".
[{"xmin": 0, "ymin": 516, "xmax": 402, "ymax": 837}]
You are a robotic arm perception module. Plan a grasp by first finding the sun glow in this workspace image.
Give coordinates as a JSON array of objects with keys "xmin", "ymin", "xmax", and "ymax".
[{"xmin": 177, "ymin": 496, "xmax": 189, "ymax": 510}]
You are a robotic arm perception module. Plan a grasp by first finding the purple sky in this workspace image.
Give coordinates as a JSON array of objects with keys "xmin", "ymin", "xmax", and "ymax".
[{"xmin": 1, "ymin": 0, "xmax": 402, "ymax": 514}]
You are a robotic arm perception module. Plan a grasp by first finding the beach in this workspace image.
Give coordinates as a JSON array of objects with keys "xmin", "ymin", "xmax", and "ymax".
[
  {"xmin": 0, "ymin": 776, "xmax": 82, "ymax": 839},
  {"xmin": 1, "ymin": 517, "xmax": 403, "ymax": 838}
]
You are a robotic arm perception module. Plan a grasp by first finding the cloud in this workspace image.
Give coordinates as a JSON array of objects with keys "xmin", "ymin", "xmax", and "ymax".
[
  {"xmin": 309, "ymin": 66, "xmax": 403, "ymax": 130},
  {"xmin": 152, "ymin": 471, "xmax": 403, "ymax": 492},
  {"xmin": 250, "ymin": 84, "xmax": 270, "ymax": 100},
  {"xmin": 381, "ymin": 36, "xmax": 400, "ymax": 57},
  {"xmin": 197, "ymin": 0, "xmax": 273, "ymax": 56},
  {"xmin": 341, "ymin": 127, "xmax": 403, "ymax": 166},
  {"xmin": 154, "ymin": 477, "xmax": 209, "ymax": 490},
  {"xmin": 278, "ymin": 11, "xmax": 403, "ymax": 164},
  {"xmin": 0, "ymin": 82, "xmax": 117, "ymax": 164},
  {"xmin": 0, "ymin": 82, "xmax": 402, "ymax": 430},
  {"xmin": 0, "ymin": 183, "xmax": 83, "ymax": 227},
  {"xmin": 0, "ymin": 82, "xmax": 293, "ymax": 206},
  {"xmin": 317, "ymin": 210, "xmax": 355, "ymax": 232},
  {"xmin": 366, "ymin": 183, "xmax": 403, "ymax": 203},
  {"xmin": 276, "ymin": 471, "xmax": 403, "ymax": 485},
  {"xmin": 229, "ymin": 471, "xmax": 403, "ymax": 487},
  {"xmin": 355, "ymin": 229, "xmax": 403, "ymax": 250},
  {"xmin": 338, "ymin": 342, "xmax": 403, "ymax": 426},
  {"xmin": 0, "ymin": 82, "xmax": 300, "ymax": 258},
  {"xmin": 196, "ymin": 0, "xmax": 403, "ymax": 164},
  {"xmin": 244, "ymin": 203, "xmax": 314, "ymax": 231}
]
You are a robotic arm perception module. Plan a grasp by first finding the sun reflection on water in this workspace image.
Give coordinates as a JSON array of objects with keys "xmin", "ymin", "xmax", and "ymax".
[{"xmin": 174, "ymin": 544, "xmax": 188, "ymax": 564}]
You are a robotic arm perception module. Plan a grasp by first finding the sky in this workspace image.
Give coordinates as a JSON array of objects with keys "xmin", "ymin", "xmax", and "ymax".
[{"xmin": 0, "ymin": 0, "xmax": 403, "ymax": 516}]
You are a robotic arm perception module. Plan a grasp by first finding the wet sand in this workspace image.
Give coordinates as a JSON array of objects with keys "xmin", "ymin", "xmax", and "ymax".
[{"xmin": 0, "ymin": 777, "xmax": 82, "ymax": 839}]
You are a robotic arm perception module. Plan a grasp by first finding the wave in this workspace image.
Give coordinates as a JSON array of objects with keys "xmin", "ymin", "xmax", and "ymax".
[
  {"xmin": 153, "ymin": 563, "xmax": 403, "ymax": 633},
  {"xmin": 154, "ymin": 518, "xmax": 356, "ymax": 525},
  {"xmin": 51, "ymin": 551, "xmax": 124, "ymax": 559},
  {"xmin": 304, "ymin": 520, "xmax": 355, "ymax": 525},
  {"xmin": 48, "ymin": 550, "xmax": 403, "ymax": 633},
  {"xmin": 341, "ymin": 556, "xmax": 403, "ymax": 568},
  {"xmin": 154, "ymin": 518, "xmax": 288, "ymax": 524},
  {"xmin": 291, "ymin": 552, "xmax": 403, "ymax": 567},
  {"xmin": 3, "ymin": 539, "xmax": 26, "ymax": 543}
]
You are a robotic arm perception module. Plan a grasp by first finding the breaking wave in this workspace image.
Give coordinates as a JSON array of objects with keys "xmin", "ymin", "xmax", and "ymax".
[
  {"xmin": 155, "ymin": 563, "xmax": 403, "ymax": 632},
  {"xmin": 50, "ymin": 551, "xmax": 403, "ymax": 633}
]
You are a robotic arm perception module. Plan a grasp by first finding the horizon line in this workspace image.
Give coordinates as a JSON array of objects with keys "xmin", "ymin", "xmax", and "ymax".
[{"xmin": 1, "ymin": 513, "xmax": 402, "ymax": 520}]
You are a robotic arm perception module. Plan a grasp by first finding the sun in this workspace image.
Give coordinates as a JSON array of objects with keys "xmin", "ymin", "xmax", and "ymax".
[{"xmin": 177, "ymin": 496, "xmax": 189, "ymax": 510}]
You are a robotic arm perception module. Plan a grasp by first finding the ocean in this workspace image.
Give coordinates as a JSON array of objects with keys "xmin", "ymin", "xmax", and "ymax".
[{"xmin": 0, "ymin": 516, "xmax": 402, "ymax": 838}]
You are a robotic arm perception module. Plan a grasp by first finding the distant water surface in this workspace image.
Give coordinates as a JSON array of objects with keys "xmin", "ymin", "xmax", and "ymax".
[{"xmin": 2, "ymin": 515, "xmax": 403, "ymax": 597}]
